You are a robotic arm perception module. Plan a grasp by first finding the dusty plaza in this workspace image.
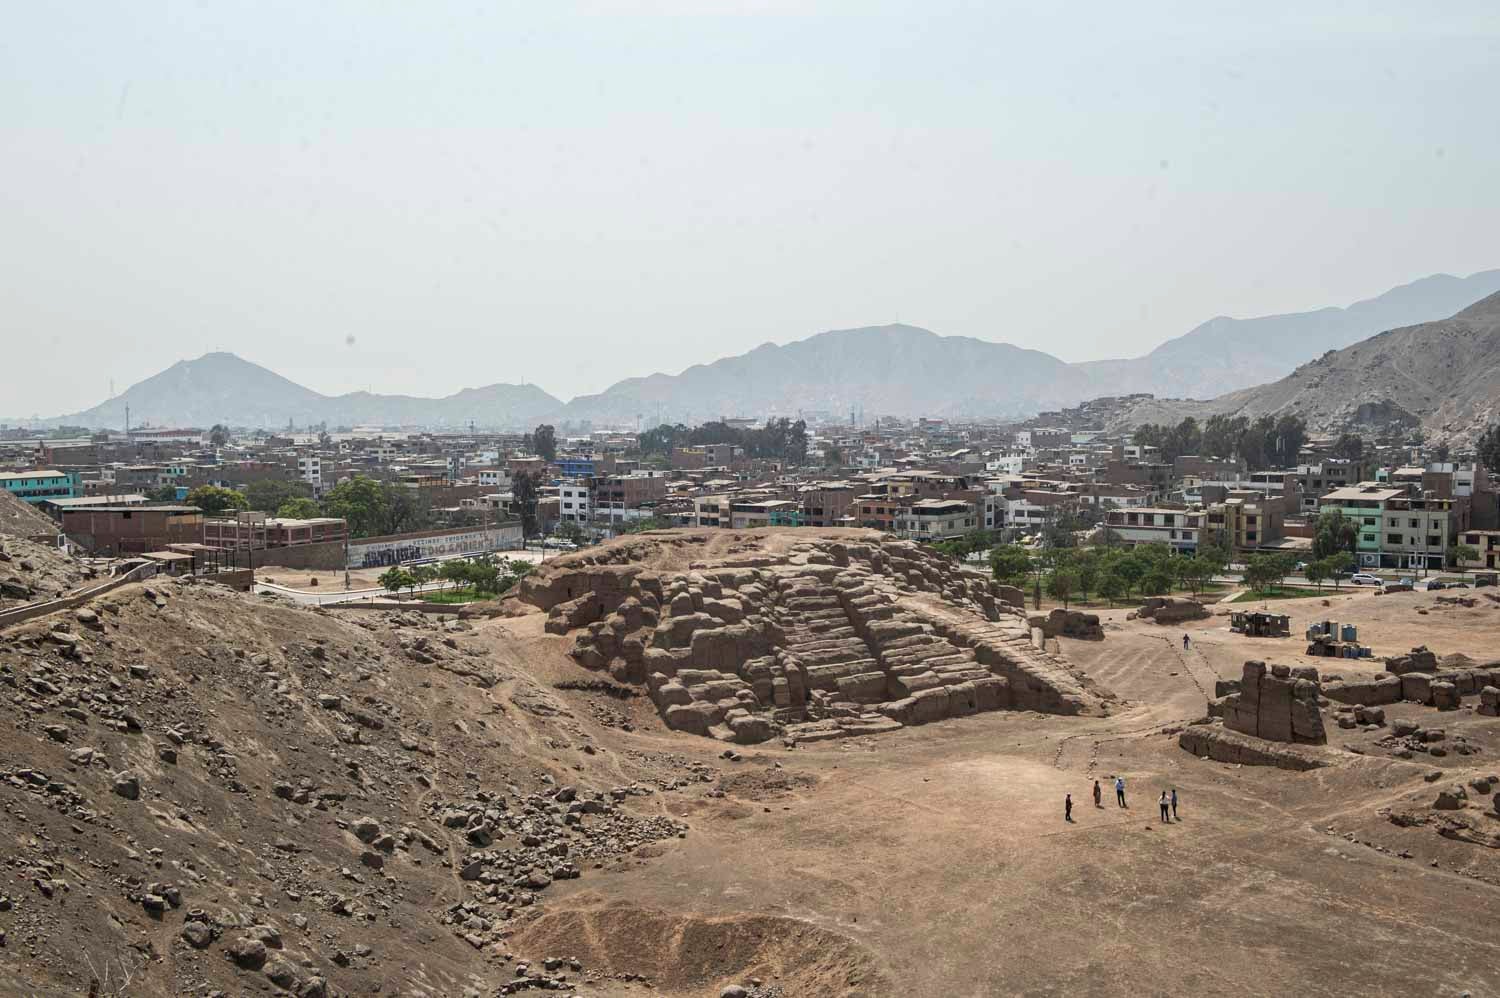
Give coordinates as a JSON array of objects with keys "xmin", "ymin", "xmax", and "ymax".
[{"xmin": 4, "ymin": 527, "xmax": 1500, "ymax": 997}]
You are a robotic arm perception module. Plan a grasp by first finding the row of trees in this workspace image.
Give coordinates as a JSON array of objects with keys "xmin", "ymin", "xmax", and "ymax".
[
  {"xmin": 377, "ymin": 555, "xmax": 533, "ymax": 600},
  {"xmin": 637, "ymin": 418, "xmax": 809, "ymax": 465},
  {"xmin": 1132, "ymin": 414, "xmax": 1309, "ymax": 467},
  {"xmin": 990, "ymin": 541, "xmax": 1232, "ymax": 608}
]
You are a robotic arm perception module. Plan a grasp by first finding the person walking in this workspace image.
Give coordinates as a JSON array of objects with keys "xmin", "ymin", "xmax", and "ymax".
[
  {"xmin": 1064, "ymin": 793, "xmax": 1073, "ymax": 823},
  {"xmin": 1093, "ymin": 779, "xmax": 1102, "ymax": 808},
  {"xmin": 1115, "ymin": 776, "xmax": 1126, "ymax": 808},
  {"xmin": 1170, "ymin": 787, "xmax": 1179, "ymax": 820},
  {"xmin": 1182, "ymin": 633, "xmax": 1190, "ymax": 651},
  {"xmin": 1159, "ymin": 791, "xmax": 1170, "ymax": 823}
]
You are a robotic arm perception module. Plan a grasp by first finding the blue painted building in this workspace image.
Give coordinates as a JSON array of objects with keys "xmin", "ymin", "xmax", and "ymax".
[
  {"xmin": 557, "ymin": 457, "xmax": 598, "ymax": 478},
  {"xmin": 0, "ymin": 469, "xmax": 79, "ymax": 504}
]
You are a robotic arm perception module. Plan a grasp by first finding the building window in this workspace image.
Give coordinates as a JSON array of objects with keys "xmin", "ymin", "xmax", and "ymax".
[{"xmin": 1387, "ymin": 533, "xmax": 1401, "ymax": 545}]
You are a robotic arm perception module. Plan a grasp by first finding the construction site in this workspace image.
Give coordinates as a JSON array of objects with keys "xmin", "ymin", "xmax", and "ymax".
[{"xmin": 4, "ymin": 519, "xmax": 1500, "ymax": 996}]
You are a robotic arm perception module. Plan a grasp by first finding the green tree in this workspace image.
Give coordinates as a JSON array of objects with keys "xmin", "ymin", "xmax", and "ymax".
[
  {"xmin": 620, "ymin": 516, "xmax": 669, "ymax": 534},
  {"xmin": 184, "ymin": 485, "xmax": 248, "ymax": 516},
  {"xmin": 823, "ymin": 445, "xmax": 844, "ymax": 468},
  {"xmin": 512, "ymin": 471, "xmax": 540, "ymax": 538},
  {"xmin": 637, "ymin": 423, "xmax": 687, "ymax": 457},
  {"xmin": 409, "ymin": 564, "xmax": 437, "ymax": 588},
  {"xmin": 244, "ymin": 479, "xmax": 313, "ymax": 515},
  {"xmin": 1331, "ymin": 433, "xmax": 1364, "ymax": 463},
  {"xmin": 1073, "ymin": 549, "xmax": 1100, "ymax": 602},
  {"xmin": 1326, "ymin": 551, "xmax": 1354, "ymax": 590},
  {"xmin": 378, "ymin": 567, "xmax": 414, "ymax": 599},
  {"xmin": 1304, "ymin": 559, "xmax": 1329, "ymax": 591},
  {"xmin": 321, "ymin": 476, "xmax": 429, "ymax": 538},
  {"xmin": 1449, "ymin": 543, "xmax": 1479, "ymax": 572},
  {"xmin": 1113, "ymin": 552, "xmax": 1148, "ymax": 597},
  {"xmin": 1178, "ymin": 555, "xmax": 1215, "ymax": 595},
  {"xmin": 556, "ymin": 520, "xmax": 588, "ymax": 545},
  {"xmin": 439, "ymin": 559, "xmax": 473, "ymax": 587},
  {"xmin": 1312, "ymin": 509, "xmax": 1359, "ymax": 560},
  {"xmin": 786, "ymin": 419, "xmax": 809, "ymax": 465},
  {"xmin": 990, "ymin": 545, "xmax": 1033, "ymax": 587},
  {"xmin": 1477, "ymin": 424, "xmax": 1500, "ymax": 472},
  {"xmin": 1270, "ymin": 414, "xmax": 1307, "ymax": 466},
  {"xmin": 276, "ymin": 497, "xmax": 321, "ymax": 519},
  {"xmin": 1140, "ymin": 569, "xmax": 1172, "ymax": 597},
  {"xmin": 320, "ymin": 476, "xmax": 387, "ymax": 536},
  {"xmin": 146, "ymin": 485, "xmax": 179, "ymax": 502},
  {"xmin": 1096, "ymin": 569, "xmax": 1125, "ymax": 607},
  {"xmin": 532, "ymin": 424, "xmax": 558, "ymax": 463},
  {"xmin": 1047, "ymin": 569, "xmax": 1078, "ymax": 609}
]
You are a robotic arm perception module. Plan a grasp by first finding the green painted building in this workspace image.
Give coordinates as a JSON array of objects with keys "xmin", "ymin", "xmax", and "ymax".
[{"xmin": 0, "ymin": 469, "xmax": 79, "ymax": 505}]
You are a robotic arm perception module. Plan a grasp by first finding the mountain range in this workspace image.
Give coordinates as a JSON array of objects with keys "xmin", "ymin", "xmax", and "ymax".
[
  {"xmin": 1107, "ymin": 289, "xmax": 1500, "ymax": 445},
  {"xmin": 39, "ymin": 352, "xmax": 563, "ymax": 431},
  {"xmin": 15, "ymin": 268, "xmax": 1500, "ymax": 431}
]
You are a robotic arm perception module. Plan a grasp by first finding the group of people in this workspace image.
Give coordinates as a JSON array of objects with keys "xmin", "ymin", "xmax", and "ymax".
[{"xmin": 1063, "ymin": 778, "xmax": 1179, "ymax": 823}]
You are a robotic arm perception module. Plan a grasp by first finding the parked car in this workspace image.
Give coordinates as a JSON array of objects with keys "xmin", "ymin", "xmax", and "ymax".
[
  {"xmin": 1349, "ymin": 573, "xmax": 1382, "ymax": 586},
  {"xmin": 1475, "ymin": 573, "xmax": 1498, "ymax": 588},
  {"xmin": 1416, "ymin": 579, "xmax": 1446, "ymax": 591}
]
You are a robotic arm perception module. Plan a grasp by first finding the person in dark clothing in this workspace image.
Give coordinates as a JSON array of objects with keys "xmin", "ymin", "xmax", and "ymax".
[
  {"xmin": 1115, "ymin": 776, "xmax": 1126, "ymax": 807},
  {"xmin": 1064, "ymin": 793, "xmax": 1073, "ymax": 822},
  {"xmin": 1170, "ymin": 788, "xmax": 1179, "ymax": 820},
  {"xmin": 1093, "ymin": 780, "xmax": 1102, "ymax": 808},
  {"xmin": 1182, "ymin": 633, "xmax": 1190, "ymax": 650},
  {"xmin": 1159, "ymin": 791, "xmax": 1170, "ymax": 823}
]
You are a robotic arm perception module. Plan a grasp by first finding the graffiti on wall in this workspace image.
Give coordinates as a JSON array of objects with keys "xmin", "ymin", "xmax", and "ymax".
[{"xmin": 349, "ymin": 526, "xmax": 522, "ymax": 569}]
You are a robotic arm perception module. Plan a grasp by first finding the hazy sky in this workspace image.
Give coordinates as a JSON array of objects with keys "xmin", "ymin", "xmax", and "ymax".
[{"xmin": 4, "ymin": 1, "xmax": 1497, "ymax": 418}]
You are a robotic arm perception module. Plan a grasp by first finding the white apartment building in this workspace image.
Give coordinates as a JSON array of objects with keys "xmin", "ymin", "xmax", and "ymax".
[
  {"xmin": 475, "ymin": 468, "xmax": 513, "ymax": 490},
  {"xmin": 894, "ymin": 499, "xmax": 978, "ymax": 540},
  {"xmin": 297, "ymin": 455, "xmax": 322, "ymax": 491},
  {"xmin": 986, "ymin": 454, "xmax": 1025, "ymax": 476},
  {"xmin": 1103, "ymin": 507, "xmax": 1203, "ymax": 552},
  {"xmin": 559, "ymin": 481, "xmax": 591, "ymax": 523}
]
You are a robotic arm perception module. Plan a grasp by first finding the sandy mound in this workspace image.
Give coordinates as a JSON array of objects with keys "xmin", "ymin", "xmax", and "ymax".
[{"xmin": 509, "ymin": 898, "xmax": 885, "ymax": 996}]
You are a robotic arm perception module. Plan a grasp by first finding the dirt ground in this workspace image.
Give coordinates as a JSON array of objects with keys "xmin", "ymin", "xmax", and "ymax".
[
  {"xmin": 6, "ymin": 534, "xmax": 1500, "ymax": 996},
  {"xmin": 473, "ymin": 579, "xmax": 1500, "ymax": 996}
]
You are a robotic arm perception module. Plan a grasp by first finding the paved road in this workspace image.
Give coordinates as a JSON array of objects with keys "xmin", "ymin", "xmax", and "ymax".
[{"xmin": 252, "ymin": 579, "xmax": 457, "ymax": 606}]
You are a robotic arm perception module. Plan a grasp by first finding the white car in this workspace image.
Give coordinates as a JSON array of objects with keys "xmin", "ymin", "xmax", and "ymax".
[{"xmin": 1349, "ymin": 572, "xmax": 1382, "ymax": 586}]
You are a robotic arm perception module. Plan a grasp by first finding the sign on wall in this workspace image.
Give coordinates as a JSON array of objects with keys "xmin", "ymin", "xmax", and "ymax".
[{"xmin": 348, "ymin": 525, "xmax": 523, "ymax": 569}]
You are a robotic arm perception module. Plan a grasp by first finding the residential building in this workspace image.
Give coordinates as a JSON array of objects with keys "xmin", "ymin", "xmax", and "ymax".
[
  {"xmin": 474, "ymin": 467, "xmax": 513, "ymax": 490},
  {"xmin": 558, "ymin": 481, "xmax": 591, "ymax": 523},
  {"xmin": 0, "ymin": 469, "xmax": 79, "ymax": 504},
  {"xmin": 1458, "ymin": 530, "xmax": 1500, "ymax": 570},
  {"xmin": 894, "ymin": 499, "xmax": 978, "ymax": 540},
  {"xmin": 1102, "ymin": 507, "xmax": 1204, "ymax": 552},
  {"xmin": 1318, "ymin": 483, "xmax": 1459, "ymax": 570},
  {"xmin": 1203, "ymin": 491, "xmax": 1287, "ymax": 552},
  {"xmin": 297, "ymin": 455, "xmax": 323, "ymax": 491},
  {"xmin": 730, "ymin": 499, "xmax": 799, "ymax": 528}
]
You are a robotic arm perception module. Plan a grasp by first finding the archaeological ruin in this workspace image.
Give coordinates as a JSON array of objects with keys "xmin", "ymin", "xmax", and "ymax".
[{"xmin": 517, "ymin": 530, "xmax": 1107, "ymax": 744}]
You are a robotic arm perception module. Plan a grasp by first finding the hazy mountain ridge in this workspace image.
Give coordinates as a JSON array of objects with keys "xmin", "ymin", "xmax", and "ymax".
[
  {"xmin": 34, "ymin": 352, "xmax": 562, "ymax": 430},
  {"xmin": 554, "ymin": 324, "xmax": 1093, "ymax": 425},
  {"xmin": 1107, "ymin": 290, "xmax": 1500, "ymax": 445},
  {"xmin": 17, "ymin": 270, "xmax": 1500, "ymax": 430},
  {"xmin": 1074, "ymin": 269, "xmax": 1500, "ymax": 399}
]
